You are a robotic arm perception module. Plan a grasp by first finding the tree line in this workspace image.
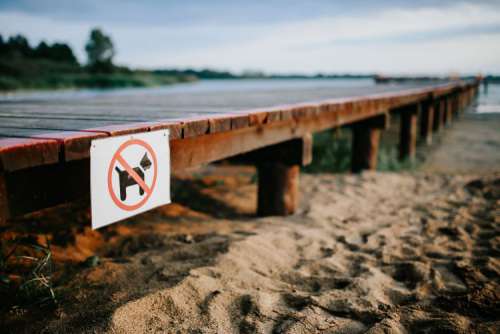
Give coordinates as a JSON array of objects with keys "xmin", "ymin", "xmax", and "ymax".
[
  {"xmin": 0, "ymin": 35, "xmax": 78, "ymax": 65},
  {"xmin": 0, "ymin": 28, "xmax": 116, "ymax": 73}
]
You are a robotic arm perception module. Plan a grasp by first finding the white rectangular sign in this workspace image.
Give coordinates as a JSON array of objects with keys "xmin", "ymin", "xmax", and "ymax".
[{"xmin": 90, "ymin": 130, "xmax": 171, "ymax": 229}]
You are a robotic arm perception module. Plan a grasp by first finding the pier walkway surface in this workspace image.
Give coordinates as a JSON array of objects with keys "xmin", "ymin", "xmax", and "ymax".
[{"xmin": 0, "ymin": 79, "xmax": 479, "ymax": 222}]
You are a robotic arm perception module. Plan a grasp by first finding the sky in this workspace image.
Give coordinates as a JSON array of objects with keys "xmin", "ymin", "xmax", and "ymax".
[{"xmin": 1, "ymin": 0, "xmax": 499, "ymax": 75}]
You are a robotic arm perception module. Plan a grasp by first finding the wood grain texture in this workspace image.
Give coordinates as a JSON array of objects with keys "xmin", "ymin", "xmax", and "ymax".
[
  {"xmin": 399, "ymin": 105, "xmax": 419, "ymax": 161},
  {"xmin": 0, "ymin": 80, "xmax": 482, "ymax": 220},
  {"xmin": 350, "ymin": 114, "xmax": 389, "ymax": 173},
  {"xmin": 420, "ymin": 100, "xmax": 434, "ymax": 145},
  {"xmin": 257, "ymin": 164, "xmax": 299, "ymax": 216},
  {"xmin": 0, "ymin": 136, "xmax": 60, "ymax": 172},
  {"xmin": 432, "ymin": 100, "xmax": 443, "ymax": 132},
  {"xmin": 0, "ymin": 80, "xmax": 479, "ymax": 173}
]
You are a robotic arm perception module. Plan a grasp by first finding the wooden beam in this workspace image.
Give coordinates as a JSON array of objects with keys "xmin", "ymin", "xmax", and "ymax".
[
  {"xmin": 0, "ymin": 81, "xmax": 481, "ymax": 221},
  {"xmin": 257, "ymin": 164, "xmax": 299, "ymax": 216},
  {"xmin": 446, "ymin": 96, "xmax": 453, "ymax": 125},
  {"xmin": 0, "ymin": 137, "xmax": 60, "ymax": 172},
  {"xmin": 232, "ymin": 133, "xmax": 312, "ymax": 166},
  {"xmin": 0, "ymin": 159, "xmax": 89, "ymax": 223},
  {"xmin": 399, "ymin": 104, "xmax": 419, "ymax": 161},
  {"xmin": 0, "ymin": 173, "xmax": 9, "ymax": 225},
  {"xmin": 432, "ymin": 99, "xmax": 443, "ymax": 132},
  {"xmin": 350, "ymin": 113, "xmax": 389, "ymax": 173},
  {"xmin": 441, "ymin": 99, "xmax": 448, "ymax": 126},
  {"xmin": 453, "ymin": 92, "xmax": 460, "ymax": 116},
  {"xmin": 0, "ymin": 80, "xmax": 478, "ymax": 173},
  {"xmin": 255, "ymin": 135, "xmax": 312, "ymax": 216},
  {"xmin": 419, "ymin": 100, "xmax": 434, "ymax": 145}
]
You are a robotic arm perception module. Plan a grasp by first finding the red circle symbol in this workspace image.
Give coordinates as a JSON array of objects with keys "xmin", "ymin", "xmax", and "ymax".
[{"xmin": 107, "ymin": 139, "xmax": 158, "ymax": 211}]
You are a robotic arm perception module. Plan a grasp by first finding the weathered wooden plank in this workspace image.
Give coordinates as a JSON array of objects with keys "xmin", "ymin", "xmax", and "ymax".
[
  {"xmin": 432, "ymin": 99, "xmax": 443, "ymax": 132},
  {"xmin": 230, "ymin": 114, "xmax": 250, "ymax": 130},
  {"xmin": 419, "ymin": 100, "xmax": 434, "ymax": 145},
  {"xmin": 85, "ymin": 121, "xmax": 163, "ymax": 136},
  {"xmin": 257, "ymin": 164, "xmax": 299, "ymax": 216},
  {"xmin": 169, "ymin": 106, "xmax": 394, "ymax": 172},
  {"xmin": 0, "ymin": 136, "xmax": 60, "ymax": 172},
  {"xmin": 0, "ymin": 173, "xmax": 8, "ymax": 224},
  {"xmin": 0, "ymin": 112, "xmax": 149, "ymax": 122},
  {"xmin": 0, "ymin": 80, "xmax": 482, "ymax": 220},
  {"xmin": 233, "ymin": 133, "xmax": 312, "ymax": 167},
  {"xmin": 181, "ymin": 116, "xmax": 210, "ymax": 138},
  {"xmin": 350, "ymin": 113, "xmax": 390, "ymax": 173},
  {"xmin": 0, "ymin": 127, "xmax": 108, "ymax": 161},
  {"xmin": 0, "ymin": 116, "xmax": 139, "ymax": 131},
  {"xmin": 399, "ymin": 104, "xmax": 419, "ymax": 161},
  {"xmin": 148, "ymin": 120, "xmax": 183, "ymax": 140},
  {"xmin": 247, "ymin": 110, "xmax": 269, "ymax": 126},
  {"xmin": 1, "ymin": 159, "xmax": 89, "ymax": 223},
  {"xmin": 256, "ymin": 135, "xmax": 312, "ymax": 216},
  {"xmin": 0, "ymin": 80, "xmax": 479, "ymax": 174},
  {"xmin": 448, "ymin": 97, "xmax": 454, "ymax": 122}
]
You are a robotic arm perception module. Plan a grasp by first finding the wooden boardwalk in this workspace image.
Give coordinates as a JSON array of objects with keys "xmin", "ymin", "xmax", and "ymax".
[{"xmin": 0, "ymin": 80, "xmax": 479, "ymax": 223}]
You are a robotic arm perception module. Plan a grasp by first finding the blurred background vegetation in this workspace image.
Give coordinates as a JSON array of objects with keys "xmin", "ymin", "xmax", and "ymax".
[
  {"xmin": 0, "ymin": 27, "xmax": 376, "ymax": 92},
  {"xmin": 304, "ymin": 115, "xmax": 420, "ymax": 174},
  {"xmin": 0, "ymin": 28, "xmax": 202, "ymax": 91}
]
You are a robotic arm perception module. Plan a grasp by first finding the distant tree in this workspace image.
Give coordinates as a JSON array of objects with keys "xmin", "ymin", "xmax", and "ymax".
[
  {"xmin": 34, "ymin": 41, "xmax": 78, "ymax": 64},
  {"xmin": 0, "ymin": 35, "xmax": 5, "ymax": 56},
  {"xmin": 85, "ymin": 28, "xmax": 115, "ymax": 73},
  {"xmin": 51, "ymin": 43, "xmax": 78, "ymax": 64},
  {"xmin": 6, "ymin": 35, "xmax": 32, "ymax": 57},
  {"xmin": 34, "ymin": 41, "xmax": 51, "ymax": 58}
]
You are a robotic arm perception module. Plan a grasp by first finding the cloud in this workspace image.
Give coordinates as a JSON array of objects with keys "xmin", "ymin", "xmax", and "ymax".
[{"xmin": 0, "ymin": 1, "xmax": 499, "ymax": 74}]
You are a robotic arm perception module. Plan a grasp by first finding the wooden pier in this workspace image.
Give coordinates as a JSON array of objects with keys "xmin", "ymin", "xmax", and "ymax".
[{"xmin": 0, "ymin": 80, "xmax": 479, "ymax": 223}]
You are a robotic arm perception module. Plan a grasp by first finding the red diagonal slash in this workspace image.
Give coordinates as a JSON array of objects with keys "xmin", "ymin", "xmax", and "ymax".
[{"xmin": 116, "ymin": 154, "xmax": 152, "ymax": 195}]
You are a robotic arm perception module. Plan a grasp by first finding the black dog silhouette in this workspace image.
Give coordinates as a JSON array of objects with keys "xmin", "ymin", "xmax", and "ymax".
[{"xmin": 115, "ymin": 153, "xmax": 152, "ymax": 201}]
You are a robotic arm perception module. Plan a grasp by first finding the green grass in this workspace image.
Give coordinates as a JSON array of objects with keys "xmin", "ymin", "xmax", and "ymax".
[
  {"xmin": 303, "ymin": 129, "xmax": 352, "ymax": 173},
  {"xmin": 0, "ymin": 57, "xmax": 197, "ymax": 91},
  {"xmin": 0, "ymin": 236, "xmax": 57, "ymax": 311},
  {"xmin": 0, "ymin": 72, "xmax": 197, "ymax": 91}
]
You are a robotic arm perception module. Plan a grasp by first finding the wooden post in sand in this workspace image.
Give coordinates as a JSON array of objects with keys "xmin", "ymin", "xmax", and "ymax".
[
  {"xmin": 432, "ymin": 99, "xmax": 443, "ymax": 132},
  {"xmin": 351, "ymin": 113, "xmax": 389, "ymax": 173},
  {"xmin": 460, "ymin": 90, "xmax": 467, "ymax": 112},
  {"xmin": 250, "ymin": 135, "xmax": 312, "ymax": 216},
  {"xmin": 399, "ymin": 104, "xmax": 419, "ymax": 161},
  {"xmin": 441, "ymin": 98, "xmax": 449, "ymax": 126},
  {"xmin": 0, "ymin": 174, "xmax": 9, "ymax": 225},
  {"xmin": 451, "ymin": 93, "xmax": 458, "ymax": 117},
  {"xmin": 446, "ymin": 96, "xmax": 453, "ymax": 124},
  {"xmin": 456, "ymin": 91, "xmax": 462, "ymax": 114},
  {"xmin": 420, "ymin": 99, "xmax": 434, "ymax": 145}
]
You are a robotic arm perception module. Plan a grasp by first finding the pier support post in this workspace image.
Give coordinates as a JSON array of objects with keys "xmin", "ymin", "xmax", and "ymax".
[
  {"xmin": 420, "ymin": 100, "xmax": 434, "ymax": 145},
  {"xmin": 399, "ymin": 104, "xmax": 419, "ymax": 161},
  {"xmin": 446, "ymin": 96, "xmax": 453, "ymax": 124},
  {"xmin": 451, "ymin": 93, "xmax": 459, "ymax": 117},
  {"xmin": 433, "ymin": 99, "xmax": 443, "ymax": 132},
  {"xmin": 440, "ymin": 99, "xmax": 448, "ymax": 127},
  {"xmin": 351, "ymin": 113, "xmax": 389, "ymax": 173},
  {"xmin": 0, "ymin": 173, "xmax": 9, "ymax": 225},
  {"xmin": 459, "ymin": 91, "xmax": 466, "ymax": 112},
  {"xmin": 250, "ymin": 135, "xmax": 312, "ymax": 216},
  {"xmin": 257, "ymin": 164, "xmax": 299, "ymax": 216}
]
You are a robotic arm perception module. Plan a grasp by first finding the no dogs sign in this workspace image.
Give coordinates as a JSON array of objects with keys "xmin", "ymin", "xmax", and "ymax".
[{"xmin": 90, "ymin": 130, "xmax": 171, "ymax": 229}]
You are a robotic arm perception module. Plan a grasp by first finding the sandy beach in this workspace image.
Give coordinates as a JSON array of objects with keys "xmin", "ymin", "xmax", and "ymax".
[{"xmin": 1, "ymin": 110, "xmax": 499, "ymax": 333}]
